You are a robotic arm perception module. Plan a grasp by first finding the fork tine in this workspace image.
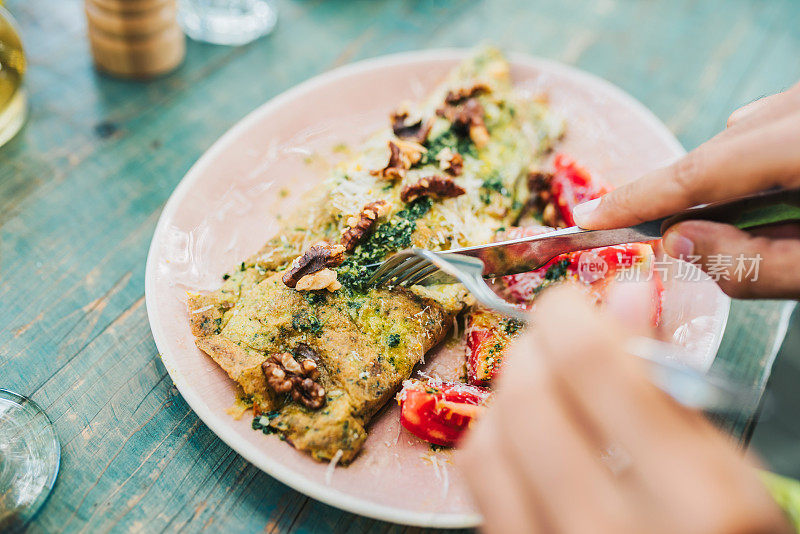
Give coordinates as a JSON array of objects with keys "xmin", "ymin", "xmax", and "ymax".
[
  {"xmin": 367, "ymin": 253, "xmax": 409, "ymax": 286},
  {"xmin": 394, "ymin": 258, "xmax": 433, "ymax": 286},
  {"xmin": 375, "ymin": 255, "xmax": 426, "ymax": 287},
  {"xmin": 401, "ymin": 263, "xmax": 438, "ymax": 286}
]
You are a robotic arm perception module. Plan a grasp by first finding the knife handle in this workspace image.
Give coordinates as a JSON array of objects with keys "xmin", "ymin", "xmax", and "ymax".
[
  {"xmin": 586, "ymin": 187, "xmax": 800, "ymax": 252},
  {"xmin": 659, "ymin": 187, "xmax": 800, "ymax": 234},
  {"xmin": 450, "ymin": 188, "xmax": 800, "ymax": 277}
]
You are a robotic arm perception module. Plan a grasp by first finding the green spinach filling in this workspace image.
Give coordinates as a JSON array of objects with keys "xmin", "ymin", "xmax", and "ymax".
[
  {"xmin": 530, "ymin": 258, "xmax": 572, "ymax": 296},
  {"xmin": 252, "ymin": 411, "xmax": 280, "ymax": 434},
  {"xmin": 337, "ymin": 197, "xmax": 433, "ymax": 291},
  {"xmin": 480, "ymin": 172, "xmax": 509, "ymax": 204},
  {"xmin": 544, "ymin": 258, "xmax": 570, "ymax": 282},
  {"xmin": 292, "ymin": 311, "xmax": 324, "ymax": 335},
  {"xmin": 420, "ymin": 129, "xmax": 477, "ymax": 165}
]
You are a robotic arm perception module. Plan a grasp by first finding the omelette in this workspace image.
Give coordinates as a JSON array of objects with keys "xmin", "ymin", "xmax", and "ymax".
[{"xmin": 187, "ymin": 46, "xmax": 563, "ymax": 463}]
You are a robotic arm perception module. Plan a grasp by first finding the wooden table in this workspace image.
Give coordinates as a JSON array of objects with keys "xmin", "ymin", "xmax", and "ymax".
[{"xmin": 3, "ymin": 0, "xmax": 798, "ymax": 532}]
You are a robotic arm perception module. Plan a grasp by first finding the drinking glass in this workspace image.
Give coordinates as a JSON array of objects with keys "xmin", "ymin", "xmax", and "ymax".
[
  {"xmin": 177, "ymin": 0, "xmax": 277, "ymax": 46},
  {"xmin": 0, "ymin": 6, "xmax": 26, "ymax": 148},
  {"xmin": 0, "ymin": 390, "xmax": 60, "ymax": 532}
]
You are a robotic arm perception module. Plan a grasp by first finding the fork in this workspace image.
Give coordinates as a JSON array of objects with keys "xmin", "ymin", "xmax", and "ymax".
[{"xmin": 369, "ymin": 247, "xmax": 524, "ymax": 318}]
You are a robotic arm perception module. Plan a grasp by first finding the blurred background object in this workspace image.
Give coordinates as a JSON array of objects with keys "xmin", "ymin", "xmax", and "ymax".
[
  {"xmin": 85, "ymin": 0, "xmax": 185, "ymax": 78},
  {"xmin": 0, "ymin": 390, "xmax": 60, "ymax": 533},
  {"xmin": 0, "ymin": 5, "xmax": 25, "ymax": 147},
  {"xmin": 177, "ymin": 0, "xmax": 276, "ymax": 45}
]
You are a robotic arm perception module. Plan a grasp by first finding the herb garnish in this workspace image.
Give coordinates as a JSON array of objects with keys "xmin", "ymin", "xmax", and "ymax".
[
  {"xmin": 544, "ymin": 258, "xmax": 570, "ymax": 282},
  {"xmin": 386, "ymin": 333, "xmax": 401, "ymax": 347},
  {"xmin": 252, "ymin": 411, "xmax": 280, "ymax": 434},
  {"xmin": 291, "ymin": 312, "xmax": 324, "ymax": 335},
  {"xmin": 480, "ymin": 172, "xmax": 509, "ymax": 204},
  {"xmin": 529, "ymin": 258, "xmax": 572, "ymax": 296},
  {"xmin": 303, "ymin": 291, "xmax": 327, "ymax": 306},
  {"xmin": 337, "ymin": 198, "xmax": 432, "ymax": 291},
  {"xmin": 421, "ymin": 129, "xmax": 477, "ymax": 164},
  {"xmin": 501, "ymin": 318, "xmax": 524, "ymax": 335}
]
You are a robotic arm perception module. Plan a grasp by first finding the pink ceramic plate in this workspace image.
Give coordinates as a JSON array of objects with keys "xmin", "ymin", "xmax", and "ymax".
[{"xmin": 145, "ymin": 50, "xmax": 730, "ymax": 528}]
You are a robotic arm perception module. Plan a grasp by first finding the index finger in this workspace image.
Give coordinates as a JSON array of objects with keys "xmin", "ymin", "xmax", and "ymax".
[{"xmin": 572, "ymin": 111, "xmax": 800, "ymax": 230}]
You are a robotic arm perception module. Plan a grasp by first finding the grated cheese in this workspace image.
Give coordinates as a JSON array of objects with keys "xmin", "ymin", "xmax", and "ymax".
[{"xmin": 325, "ymin": 449, "xmax": 344, "ymax": 485}]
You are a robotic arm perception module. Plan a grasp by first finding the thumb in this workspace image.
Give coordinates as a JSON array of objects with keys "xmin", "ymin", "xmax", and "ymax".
[{"xmin": 663, "ymin": 220, "xmax": 800, "ymax": 299}]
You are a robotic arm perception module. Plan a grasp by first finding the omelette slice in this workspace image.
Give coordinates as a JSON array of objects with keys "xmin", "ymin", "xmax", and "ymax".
[{"xmin": 188, "ymin": 46, "xmax": 563, "ymax": 463}]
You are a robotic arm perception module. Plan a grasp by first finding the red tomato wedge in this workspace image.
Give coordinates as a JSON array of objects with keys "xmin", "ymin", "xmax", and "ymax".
[
  {"xmin": 465, "ymin": 309, "xmax": 522, "ymax": 386},
  {"xmin": 398, "ymin": 379, "xmax": 492, "ymax": 447},
  {"xmin": 550, "ymin": 153, "xmax": 609, "ymax": 226},
  {"xmin": 502, "ymin": 240, "xmax": 660, "ymax": 313}
]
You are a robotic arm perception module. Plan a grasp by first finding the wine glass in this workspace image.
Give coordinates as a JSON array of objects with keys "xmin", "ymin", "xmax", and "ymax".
[{"xmin": 0, "ymin": 390, "xmax": 60, "ymax": 532}]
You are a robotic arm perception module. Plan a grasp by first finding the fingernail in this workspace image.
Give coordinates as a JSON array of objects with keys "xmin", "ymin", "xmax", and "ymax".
[
  {"xmin": 572, "ymin": 198, "xmax": 600, "ymax": 226},
  {"xmin": 664, "ymin": 231, "xmax": 694, "ymax": 258}
]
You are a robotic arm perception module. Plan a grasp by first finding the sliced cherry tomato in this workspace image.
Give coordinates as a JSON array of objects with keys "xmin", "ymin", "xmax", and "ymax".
[
  {"xmin": 398, "ymin": 379, "xmax": 491, "ymax": 447},
  {"xmin": 502, "ymin": 237, "xmax": 663, "ymax": 326},
  {"xmin": 550, "ymin": 153, "xmax": 609, "ymax": 226},
  {"xmin": 574, "ymin": 245, "xmax": 664, "ymax": 326},
  {"xmin": 465, "ymin": 308, "xmax": 523, "ymax": 385}
]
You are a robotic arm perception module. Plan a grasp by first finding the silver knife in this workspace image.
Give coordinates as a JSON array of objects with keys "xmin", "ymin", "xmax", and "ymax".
[{"xmin": 437, "ymin": 187, "xmax": 800, "ymax": 279}]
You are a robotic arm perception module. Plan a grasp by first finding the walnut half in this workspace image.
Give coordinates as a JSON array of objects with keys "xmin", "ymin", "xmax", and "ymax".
[
  {"xmin": 400, "ymin": 175, "xmax": 466, "ymax": 203},
  {"xmin": 282, "ymin": 242, "xmax": 345, "ymax": 288},
  {"xmin": 262, "ymin": 350, "xmax": 326, "ymax": 410},
  {"xmin": 371, "ymin": 139, "xmax": 427, "ymax": 182},
  {"xmin": 436, "ymin": 148, "xmax": 464, "ymax": 176},
  {"xmin": 390, "ymin": 110, "xmax": 433, "ymax": 144},
  {"xmin": 526, "ymin": 170, "xmax": 561, "ymax": 227},
  {"xmin": 341, "ymin": 199, "xmax": 391, "ymax": 251},
  {"xmin": 295, "ymin": 268, "xmax": 341, "ymax": 292},
  {"xmin": 436, "ymin": 97, "xmax": 490, "ymax": 148},
  {"xmin": 444, "ymin": 82, "xmax": 491, "ymax": 105}
]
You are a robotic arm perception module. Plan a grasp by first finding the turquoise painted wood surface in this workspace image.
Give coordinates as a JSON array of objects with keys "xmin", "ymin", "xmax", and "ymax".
[{"xmin": 1, "ymin": 0, "xmax": 799, "ymax": 531}]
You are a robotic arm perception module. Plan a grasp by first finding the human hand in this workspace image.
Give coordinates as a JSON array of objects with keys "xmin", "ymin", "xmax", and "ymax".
[
  {"xmin": 458, "ymin": 284, "xmax": 790, "ymax": 534},
  {"xmin": 572, "ymin": 83, "xmax": 800, "ymax": 298}
]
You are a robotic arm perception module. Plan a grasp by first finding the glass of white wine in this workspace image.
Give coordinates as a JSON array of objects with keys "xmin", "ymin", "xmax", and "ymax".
[{"xmin": 0, "ymin": 5, "xmax": 25, "ymax": 148}]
